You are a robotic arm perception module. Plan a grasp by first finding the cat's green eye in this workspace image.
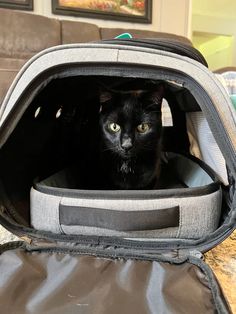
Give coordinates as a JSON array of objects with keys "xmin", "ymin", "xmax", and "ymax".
[
  {"xmin": 137, "ymin": 123, "xmax": 150, "ymax": 133},
  {"xmin": 109, "ymin": 123, "xmax": 121, "ymax": 133}
]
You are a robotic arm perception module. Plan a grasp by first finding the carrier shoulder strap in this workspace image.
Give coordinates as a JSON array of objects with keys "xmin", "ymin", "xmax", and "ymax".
[{"xmin": 99, "ymin": 38, "xmax": 208, "ymax": 67}]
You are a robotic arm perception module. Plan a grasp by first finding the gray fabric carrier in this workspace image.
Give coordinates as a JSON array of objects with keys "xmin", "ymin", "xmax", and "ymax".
[{"xmin": 30, "ymin": 153, "xmax": 221, "ymax": 239}]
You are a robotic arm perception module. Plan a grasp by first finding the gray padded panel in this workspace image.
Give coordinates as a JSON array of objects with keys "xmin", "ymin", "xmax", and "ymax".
[{"xmin": 30, "ymin": 154, "xmax": 221, "ymax": 240}]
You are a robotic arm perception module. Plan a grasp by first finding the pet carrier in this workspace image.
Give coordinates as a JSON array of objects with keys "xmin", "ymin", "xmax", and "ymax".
[{"xmin": 0, "ymin": 38, "xmax": 235, "ymax": 313}]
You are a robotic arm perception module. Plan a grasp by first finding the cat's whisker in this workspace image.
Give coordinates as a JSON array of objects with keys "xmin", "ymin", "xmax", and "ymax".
[
  {"xmin": 102, "ymin": 146, "xmax": 118, "ymax": 152},
  {"xmin": 147, "ymin": 110, "xmax": 161, "ymax": 114},
  {"xmin": 141, "ymin": 145, "xmax": 156, "ymax": 151}
]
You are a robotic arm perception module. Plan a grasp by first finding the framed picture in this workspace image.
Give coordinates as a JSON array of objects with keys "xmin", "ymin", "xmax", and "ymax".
[
  {"xmin": 52, "ymin": 0, "xmax": 152, "ymax": 23},
  {"xmin": 0, "ymin": 0, "xmax": 33, "ymax": 10}
]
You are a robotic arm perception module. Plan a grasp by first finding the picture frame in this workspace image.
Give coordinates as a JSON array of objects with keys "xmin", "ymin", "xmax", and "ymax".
[
  {"xmin": 52, "ymin": 0, "xmax": 152, "ymax": 24},
  {"xmin": 0, "ymin": 0, "xmax": 33, "ymax": 11}
]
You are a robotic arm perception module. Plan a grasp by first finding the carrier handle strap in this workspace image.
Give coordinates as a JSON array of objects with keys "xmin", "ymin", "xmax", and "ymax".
[{"xmin": 59, "ymin": 205, "xmax": 179, "ymax": 231}]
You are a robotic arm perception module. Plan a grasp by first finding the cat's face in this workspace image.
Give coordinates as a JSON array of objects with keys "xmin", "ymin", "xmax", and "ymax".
[{"xmin": 99, "ymin": 86, "xmax": 164, "ymax": 159}]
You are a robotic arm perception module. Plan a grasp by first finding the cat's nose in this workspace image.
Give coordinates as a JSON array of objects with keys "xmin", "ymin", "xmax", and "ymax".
[{"xmin": 121, "ymin": 138, "xmax": 132, "ymax": 151}]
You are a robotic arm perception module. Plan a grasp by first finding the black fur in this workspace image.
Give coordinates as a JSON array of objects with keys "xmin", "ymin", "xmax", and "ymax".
[{"xmin": 98, "ymin": 85, "xmax": 164, "ymax": 189}]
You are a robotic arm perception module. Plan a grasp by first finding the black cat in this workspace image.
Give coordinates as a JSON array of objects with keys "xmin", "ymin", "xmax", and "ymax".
[{"xmin": 98, "ymin": 84, "xmax": 164, "ymax": 189}]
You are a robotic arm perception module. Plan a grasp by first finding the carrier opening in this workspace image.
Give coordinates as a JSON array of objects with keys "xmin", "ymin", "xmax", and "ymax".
[{"xmin": 0, "ymin": 75, "xmax": 229, "ymax": 240}]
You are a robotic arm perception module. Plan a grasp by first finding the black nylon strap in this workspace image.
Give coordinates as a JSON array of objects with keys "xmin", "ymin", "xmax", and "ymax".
[
  {"xmin": 59, "ymin": 205, "xmax": 179, "ymax": 231},
  {"xmin": 99, "ymin": 38, "xmax": 208, "ymax": 67}
]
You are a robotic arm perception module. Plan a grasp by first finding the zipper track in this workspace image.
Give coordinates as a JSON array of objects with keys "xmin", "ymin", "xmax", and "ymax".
[
  {"xmin": 0, "ymin": 210, "xmax": 234, "ymax": 254},
  {"xmin": 24, "ymin": 243, "xmax": 183, "ymax": 262}
]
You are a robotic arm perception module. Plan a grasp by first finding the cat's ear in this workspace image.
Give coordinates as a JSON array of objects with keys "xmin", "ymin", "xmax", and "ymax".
[
  {"xmin": 99, "ymin": 91, "xmax": 112, "ymax": 113},
  {"xmin": 147, "ymin": 84, "xmax": 165, "ymax": 107},
  {"xmin": 100, "ymin": 91, "xmax": 112, "ymax": 104}
]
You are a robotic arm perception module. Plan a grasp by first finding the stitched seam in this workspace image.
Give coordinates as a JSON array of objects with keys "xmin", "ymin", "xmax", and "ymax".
[{"xmin": 177, "ymin": 206, "xmax": 182, "ymax": 238}]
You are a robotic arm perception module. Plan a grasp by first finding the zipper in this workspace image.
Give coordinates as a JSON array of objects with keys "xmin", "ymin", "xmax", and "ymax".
[
  {"xmin": 2, "ymin": 237, "xmax": 201, "ymax": 264},
  {"xmin": 29, "ymin": 238, "xmax": 203, "ymax": 262},
  {"xmin": 25, "ymin": 240, "xmax": 187, "ymax": 263},
  {"xmin": 0, "ymin": 240, "xmax": 24, "ymax": 254},
  {"xmin": 0, "ymin": 211, "xmax": 234, "ymax": 257}
]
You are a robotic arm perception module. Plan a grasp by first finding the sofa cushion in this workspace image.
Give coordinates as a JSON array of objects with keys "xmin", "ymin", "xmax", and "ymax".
[
  {"xmin": 0, "ymin": 57, "xmax": 28, "ymax": 104},
  {"xmin": 0, "ymin": 70, "xmax": 18, "ymax": 104},
  {"xmin": 0, "ymin": 57, "xmax": 27, "ymax": 70},
  {"xmin": 101, "ymin": 28, "xmax": 192, "ymax": 45},
  {"xmin": 61, "ymin": 20, "xmax": 100, "ymax": 44},
  {"xmin": 0, "ymin": 8, "xmax": 61, "ymax": 59}
]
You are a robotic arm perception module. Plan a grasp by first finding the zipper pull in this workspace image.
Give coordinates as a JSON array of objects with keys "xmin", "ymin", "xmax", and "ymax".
[
  {"xmin": 177, "ymin": 249, "xmax": 203, "ymax": 260},
  {"xmin": 189, "ymin": 250, "xmax": 203, "ymax": 259},
  {"xmin": 20, "ymin": 236, "xmax": 32, "ymax": 244}
]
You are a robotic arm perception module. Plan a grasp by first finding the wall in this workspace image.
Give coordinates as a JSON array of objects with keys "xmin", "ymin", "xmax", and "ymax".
[
  {"xmin": 192, "ymin": 0, "xmax": 236, "ymax": 69},
  {"xmin": 192, "ymin": 15, "xmax": 236, "ymax": 67},
  {"xmin": 192, "ymin": 32, "xmax": 234, "ymax": 70},
  {"xmin": 31, "ymin": 0, "xmax": 191, "ymax": 37}
]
